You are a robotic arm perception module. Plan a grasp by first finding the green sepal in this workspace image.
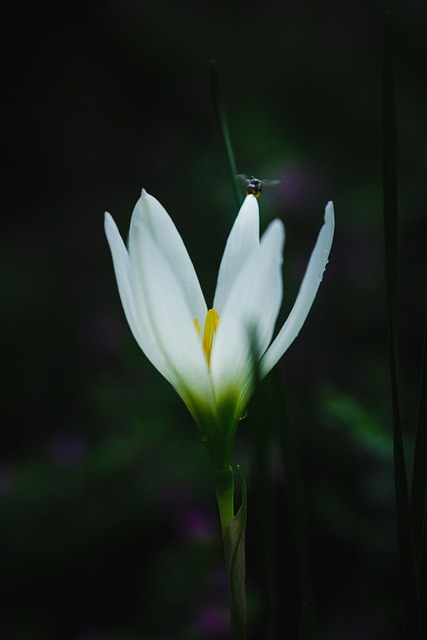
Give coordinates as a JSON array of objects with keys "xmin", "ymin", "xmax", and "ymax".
[
  {"xmin": 223, "ymin": 465, "xmax": 247, "ymax": 640},
  {"xmin": 189, "ymin": 389, "xmax": 244, "ymax": 470}
]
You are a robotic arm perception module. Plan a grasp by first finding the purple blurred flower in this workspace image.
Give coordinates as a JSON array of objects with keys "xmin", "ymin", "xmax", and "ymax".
[
  {"xmin": 277, "ymin": 165, "xmax": 327, "ymax": 214},
  {"xmin": 82, "ymin": 310, "xmax": 122, "ymax": 357},
  {"xmin": 190, "ymin": 603, "xmax": 229, "ymax": 638},
  {"xmin": 345, "ymin": 613, "xmax": 383, "ymax": 639},
  {"xmin": 177, "ymin": 507, "xmax": 217, "ymax": 541},
  {"xmin": 48, "ymin": 432, "xmax": 87, "ymax": 469}
]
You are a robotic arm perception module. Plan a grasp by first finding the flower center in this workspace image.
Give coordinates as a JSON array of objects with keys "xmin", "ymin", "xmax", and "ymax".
[{"xmin": 194, "ymin": 308, "xmax": 220, "ymax": 368}]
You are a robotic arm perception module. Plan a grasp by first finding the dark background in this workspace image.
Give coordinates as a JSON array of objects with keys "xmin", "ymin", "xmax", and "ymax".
[{"xmin": 2, "ymin": 1, "xmax": 426, "ymax": 638}]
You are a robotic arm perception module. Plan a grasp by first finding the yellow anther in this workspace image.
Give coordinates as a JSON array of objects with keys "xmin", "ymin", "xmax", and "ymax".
[
  {"xmin": 202, "ymin": 308, "xmax": 220, "ymax": 368},
  {"xmin": 193, "ymin": 318, "xmax": 201, "ymax": 336}
]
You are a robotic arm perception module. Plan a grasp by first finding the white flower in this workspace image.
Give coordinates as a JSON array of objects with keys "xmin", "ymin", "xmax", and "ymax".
[{"xmin": 105, "ymin": 190, "xmax": 334, "ymax": 468}]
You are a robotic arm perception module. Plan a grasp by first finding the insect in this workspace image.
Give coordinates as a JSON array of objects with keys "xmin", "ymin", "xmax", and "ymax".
[{"xmin": 237, "ymin": 174, "xmax": 281, "ymax": 198}]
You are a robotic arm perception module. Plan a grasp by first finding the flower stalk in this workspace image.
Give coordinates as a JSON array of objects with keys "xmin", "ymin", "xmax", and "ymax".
[
  {"xmin": 215, "ymin": 464, "xmax": 247, "ymax": 640},
  {"xmin": 215, "ymin": 465, "xmax": 235, "ymax": 536}
]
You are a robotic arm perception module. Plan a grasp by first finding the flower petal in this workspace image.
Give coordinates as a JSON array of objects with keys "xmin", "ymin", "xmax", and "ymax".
[
  {"xmin": 210, "ymin": 219, "xmax": 285, "ymax": 405},
  {"xmin": 130, "ymin": 220, "xmax": 216, "ymax": 411},
  {"xmin": 213, "ymin": 195, "xmax": 259, "ymax": 314},
  {"xmin": 105, "ymin": 212, "xmax": 139, "ymax": 338},
  {"xmin": 260, "ymin": 201, "xmax": 335, "ymax": 377},
  {"xmin": 129, "ymin": 190, "xmax": 207, "ymax": 325},
  {"xmin": 105, "ymin": 211, "xmax": 179, "ymax": 385}
]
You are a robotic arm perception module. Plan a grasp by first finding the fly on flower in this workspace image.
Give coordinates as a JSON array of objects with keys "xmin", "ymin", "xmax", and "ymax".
[
  {"xmin": 105, "ymin": 189, "xmax": 334, "ymax": 469},
  {"xmin": 236, "ymin": 174, "xmax": 281, "ymax": 198}
]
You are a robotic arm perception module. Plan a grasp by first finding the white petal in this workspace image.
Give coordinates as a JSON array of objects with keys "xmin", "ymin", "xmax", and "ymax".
[
  {"xmin": 130, "ymin": 223, "xmax": 215, "ymax": 407},
  {"xmin": 210, "ymin": 219, "xmax": 285, "ymax": 404},
  {"xmin": 104, "ymin": 212, "xmax": 139, "ymax": 338},
  {"xmin": 260, "ymin": 201, "xmax": 335, "ymax": 377},
  {"xmin": 105, "ymin": 212, "xmax": 178, "ymax": 385},
  {"xmin": 129, "ymin": 190, "xmax": 207, "ymax": 325},
  {"xmin": 213, "ymin": 195, "xmax": 259, "ymax": 314}
]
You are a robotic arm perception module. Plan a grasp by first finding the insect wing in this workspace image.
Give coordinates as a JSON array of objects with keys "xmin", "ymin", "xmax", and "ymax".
[
  {"xmin": 236, "ymin": 174, "xmax": 251, "ymax": 185},
  {"xmin": 260, "ymin": 179, "xmax": 281, "ymax": 187}
]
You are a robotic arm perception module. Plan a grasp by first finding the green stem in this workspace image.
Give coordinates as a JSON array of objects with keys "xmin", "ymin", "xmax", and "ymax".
[
  {"xmin": 209, "ymin": 59, "xmax": 241, "ymax": 210},
  {"xmin": 215, "ymin": 465, "xmax": 235, "ymax": 536},
  {"xmin": 214, "ymin": 465, "xmax": 247, "ymax": 640},
  {"xmin": 382, "ymin": 14, "xmax": 423, "ymax": 638}
]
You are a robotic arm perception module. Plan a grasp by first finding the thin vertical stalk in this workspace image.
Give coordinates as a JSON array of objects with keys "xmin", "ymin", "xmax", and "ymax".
[
  {"xmin": 411, "ymin": 313, "xmax": 427, "ymax": 569},
  {"xmin": 250, "ymin": 387, "xmax": 279, "ymax": 640},
  {"xmin": 209, "ymin": 60, "xmax": 241, "ymax": 210},
  {"xmin": 270, "ymin": 370, "xmax": 316, "ymax": 639},
  {"xmin": 382, "ymin": 13, "xmax": 423, "ymax": 639}
]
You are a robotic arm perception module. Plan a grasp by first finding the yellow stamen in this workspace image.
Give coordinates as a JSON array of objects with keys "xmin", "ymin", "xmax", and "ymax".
[
  {"xmin": 202, "ymin": 308, "xmax": 220, "ymax": 368},
  {"xmin": 193, "ymin": 318, "xmax": 201, "ymax": 336}
]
